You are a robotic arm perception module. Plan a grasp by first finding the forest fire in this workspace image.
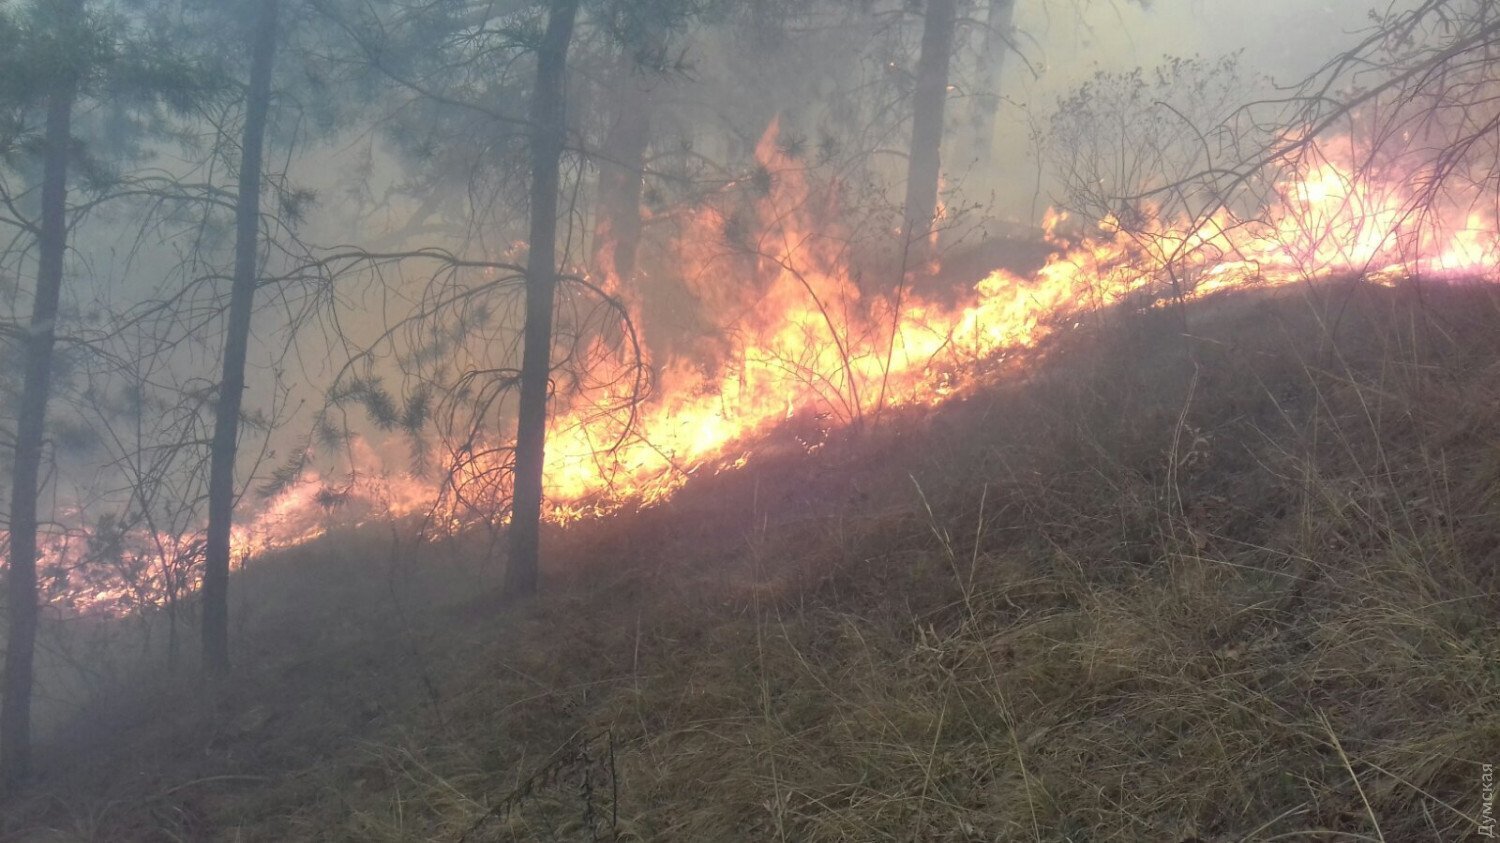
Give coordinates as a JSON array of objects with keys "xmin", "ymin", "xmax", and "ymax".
[
  {"xmin": 21, "ymin": 127, "xmax": 1500, "ymax": 617},
  {"xmin": 8, "ymin": 0, "xmax": 1500, "ymax": 832},
  {"xmin": 516, "ymin": 128, "xmax": 1500, "ymax": 522}
]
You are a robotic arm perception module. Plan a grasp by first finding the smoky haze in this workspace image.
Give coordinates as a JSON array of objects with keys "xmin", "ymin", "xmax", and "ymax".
[
  {"xmin": 0, "ymin": 0, "xmax": 1448, "ymax": 785},
  {"xmin": 5, "ymin": 0, "xmax": 1500, "ymax": 837},
  {"xmin": 7, "ymin": 0, "xmax": 1393, "ymax": 589}
]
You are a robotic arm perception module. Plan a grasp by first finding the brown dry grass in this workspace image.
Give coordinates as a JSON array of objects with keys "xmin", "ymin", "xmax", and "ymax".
[{"xmin": 5, "ymin": 279, "xmax": 1500, "ymax": 842}]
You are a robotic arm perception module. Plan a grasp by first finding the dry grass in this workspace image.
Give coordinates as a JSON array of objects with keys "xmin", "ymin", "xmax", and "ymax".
[{"xmin": 5, "ymin": 279, "xmax": 1500, "ymax": 841}]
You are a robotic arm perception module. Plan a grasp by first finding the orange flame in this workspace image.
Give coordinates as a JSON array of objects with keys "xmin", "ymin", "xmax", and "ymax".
[
  {"xmin": 19, "ymin": 126, "xmax": 1500, "ymax": 614},
  {"xmin": 519, "ymin": 127, "xmax": 1499, "ymax": 521}
]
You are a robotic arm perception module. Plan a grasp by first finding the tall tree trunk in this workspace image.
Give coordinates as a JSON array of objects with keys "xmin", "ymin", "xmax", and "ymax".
[
  {"xmin": 900, "ymin": 0, "xmax": 958, "ymax": 258},
  {"xmin": 202, "ymin": 0, "xmax": 279, "ymax": 676},
  {"xmin": 968, "ymin": 0, "xmax": 1017, "ymax": 178},
  {"xmin": 506, "ymin": 0, "xmax": 580, "ymax": 599},
  {"xmin": 591, "ymin": 60, "xmax": 654, "ymax": 289},
  {"xmin": 1, "ymin": 0, "xmax": 81, "ymax": 787}
]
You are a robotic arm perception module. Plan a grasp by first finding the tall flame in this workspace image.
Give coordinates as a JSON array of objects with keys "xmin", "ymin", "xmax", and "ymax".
[
  {"xmin": 17, "ymin": 126, "xmax": 1500, "ymax": 614},
  {"xmin": 523, "ymin": 126, "xmax": 1499, "ymax": 521}
]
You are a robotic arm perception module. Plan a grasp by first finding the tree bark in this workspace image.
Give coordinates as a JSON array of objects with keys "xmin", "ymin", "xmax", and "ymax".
[
  {"xmin": 506, "ymin": 0, "xmax": 580, "ymax": 599},
  {"xmin": 968, "ymin": 0, "xmax": 1017, "ymax": 177},
  {"xmin": 1, "ymin": 0, "xmax": 82, "ymax": 788},
  {"xmin": 202, "ymin": 0, "xmax": 279, "ymax": 677},
  {"xmin": 900, "ymin": 0, "xmax": 958, "ymax": 257}
]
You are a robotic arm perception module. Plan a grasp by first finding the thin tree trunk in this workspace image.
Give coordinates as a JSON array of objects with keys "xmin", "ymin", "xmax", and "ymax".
[
  {"xmin": 1, "ymin": 0, "xmax": 81, "ymax": 787},
  {"xmin": 900, "ymin": 0, "xmax": 958, "ymax": 258},
  {"xmin": 167, "ymin": 600, "xmax": 178, "ymax": 671},
  {"xmin": 507, "ymin": 0, "xmax": 580, "ymax": 599},
  {"xmin": 968, "ymin": 0, "xmax": 1017, "ymax": 177},
  {"xmin": 202, "ymin": 0, "xmax": 279, "ymax": 676},
  {"xmin": 592, "ymin": 60, "xmax": 653, "ymax": 288}
]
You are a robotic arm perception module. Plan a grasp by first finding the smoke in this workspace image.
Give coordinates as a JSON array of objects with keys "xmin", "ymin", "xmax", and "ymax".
[
  {"xmin": 976, "ymin": 0, "xmax": 1390, "ymax": 215},
  {"xmin": 5, "ymin": 0, "xmax": 1417, "ymax": 612}
]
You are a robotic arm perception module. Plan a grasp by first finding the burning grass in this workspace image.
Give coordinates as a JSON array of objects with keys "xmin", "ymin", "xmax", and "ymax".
[
  {"xmin": 4, "ymin": 277, "xmax": 1498, "ymax": 841},
  {"xmin": 20, "ymin": 124, "xmax": 1500, "ymax": 622}
]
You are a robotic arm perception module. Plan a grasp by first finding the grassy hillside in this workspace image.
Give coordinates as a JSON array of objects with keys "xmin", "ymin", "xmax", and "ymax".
[{"xmin": 5, "ymin": 279, "xmax": 1500, "ymax": 841}]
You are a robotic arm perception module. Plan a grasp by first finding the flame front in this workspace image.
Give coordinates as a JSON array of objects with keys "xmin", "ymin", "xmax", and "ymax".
[
  {"xmin": 18, "ymin": 126, "xmax": 1500, "ymax": 615},
  {"xmin": 525, "ymin": 128, "xmax": 1499, "ymax": 520}
]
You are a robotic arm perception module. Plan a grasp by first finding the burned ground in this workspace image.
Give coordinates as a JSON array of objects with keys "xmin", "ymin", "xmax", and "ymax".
[{"xmin": 6, "ymin": 278, "xmax": 1500, "ymax": 841}]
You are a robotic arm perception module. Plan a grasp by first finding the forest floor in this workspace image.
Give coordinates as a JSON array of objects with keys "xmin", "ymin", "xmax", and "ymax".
[{"xmin": 4, "ymin": 277, "xmax": 1500, "ymax": 841}]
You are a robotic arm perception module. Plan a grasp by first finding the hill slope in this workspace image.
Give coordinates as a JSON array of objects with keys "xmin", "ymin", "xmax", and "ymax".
[{"xmin": 6, "ymin": 280, "xmax": 1500, "ymax": 841}]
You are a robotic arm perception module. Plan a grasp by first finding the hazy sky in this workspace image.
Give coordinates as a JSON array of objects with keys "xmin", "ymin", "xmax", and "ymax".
[
  {"xmin": 1033, "ymin": 0, "xmax": 1383, "ymax": 76},
  {"xmin": 975, "ymin": 0, "xmax": 1392, "ymax": 216}
]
